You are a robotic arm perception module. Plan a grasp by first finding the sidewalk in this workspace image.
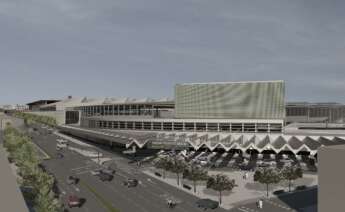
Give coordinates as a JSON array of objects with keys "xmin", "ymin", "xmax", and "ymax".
[{"xmin": 143, "ymin": 168, "xmax": 318, "ymax": 210}]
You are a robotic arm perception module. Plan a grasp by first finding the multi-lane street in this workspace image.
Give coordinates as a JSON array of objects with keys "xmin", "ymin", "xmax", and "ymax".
[
  {"xmin": 30, "ymin": 126, "xmax": 228, "ymax": 212},
  {"xmin": 26, "ymin": 125, "xmax": 317, "ymax": 212}
]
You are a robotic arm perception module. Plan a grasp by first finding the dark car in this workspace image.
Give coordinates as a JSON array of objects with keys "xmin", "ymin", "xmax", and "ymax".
[
  {"xmin": 196, "ymin": 199, "xmax": 219, "ymax": 210},
  {"xmin": 99, "ymin": 173, "xmax": 113, "ymax": 182},
  {"xmin": 67, "ymin": 176, "xmax": 79, "ymax": 185},
  {"xmin": 56, "ymin": 152, "xmax": 64, "ymax": 159},
  {"xmin": 128, "ymin": 158, "xmax": 140, "ymax": 164},
  {"xmin": 123, "ymin": 179, "xmax": 138, "ymax": 187}
]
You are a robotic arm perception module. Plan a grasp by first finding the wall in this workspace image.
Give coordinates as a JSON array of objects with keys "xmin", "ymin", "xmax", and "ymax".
[
  {"xmin": 0, "ymin": 144, "xmax": 29, "ymax": 212},
  {"xmin": 318, "ymin": 145, "xmax": 345, "ymax": 212},
  {"xmin": 26, "ymin": 111, "xmax": 66, "ymax": 125}
]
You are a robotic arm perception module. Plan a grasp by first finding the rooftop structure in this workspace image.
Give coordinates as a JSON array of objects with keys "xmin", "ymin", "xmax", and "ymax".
[{"xmin": 27, "ymin": 99, "xmax": 60, "ymax": 111}]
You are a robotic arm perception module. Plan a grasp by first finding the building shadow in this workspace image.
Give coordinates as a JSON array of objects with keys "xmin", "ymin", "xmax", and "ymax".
[{"xmin": 276, "ymin": 186, "xmax": 317, "ymax": 211}]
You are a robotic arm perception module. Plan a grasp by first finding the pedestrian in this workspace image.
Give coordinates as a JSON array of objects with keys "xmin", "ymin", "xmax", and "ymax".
[
  {"xmin": 258, "ymin": 199, "xmax": 263, "ymax": 209},
  {"xmin": 167, "ymin": 199, "xmax": 172, "ymax": 208},
  {"xmin": 245, "ymin": 172, "xmax": 249, "ymax": 180}
]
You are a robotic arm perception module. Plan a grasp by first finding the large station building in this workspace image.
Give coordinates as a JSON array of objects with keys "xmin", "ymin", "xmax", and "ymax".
[{"xmin": 27, "ymin": 80, "xmax": 345, "ymax": 156}]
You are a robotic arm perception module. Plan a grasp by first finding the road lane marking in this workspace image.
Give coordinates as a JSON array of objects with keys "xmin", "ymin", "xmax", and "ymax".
[{"xmin": 71, "ymin": 165, "xmax": 95, "ymax": 171}]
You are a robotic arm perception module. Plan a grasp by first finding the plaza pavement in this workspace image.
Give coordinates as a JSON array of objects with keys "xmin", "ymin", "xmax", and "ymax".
[{"xmin": 144, "ymin": 167, "xmax": 318, "ymax": 210}]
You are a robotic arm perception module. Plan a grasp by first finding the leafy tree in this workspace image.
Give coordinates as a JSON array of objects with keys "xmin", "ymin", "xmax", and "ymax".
[
  {"xmin": 207, "ymin": 174, "xmax": 235, "ymax": 205},
  {"xmin": 281, "ymin": 166, "xmax": 303, "ymax": 192},
  {"xmin": 3, "ymin": 127, "xmax": 25, "ymax": 154},
  {"xmin": 169, "ymin": 157, "xmax": 188, "ymax": 186},
  {"xmin": 254, "ymin": 167, "xmax": 281, "ymax": 197},
  {"xmin": 3, "ymin": 124, "xmax": 61, "ymax": 212},
  {"xmin": 154, "ymin": 156, "xmax": 172, "ymax": 179},
  {"xmin": 183, "ymin": 164, "xmax": 208, "ymax": 193}
]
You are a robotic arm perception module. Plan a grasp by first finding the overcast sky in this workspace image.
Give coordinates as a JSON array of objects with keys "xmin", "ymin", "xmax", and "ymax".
[{"xmin": 0, "ymin": 0, "xmax": 344, "ymax": 104}]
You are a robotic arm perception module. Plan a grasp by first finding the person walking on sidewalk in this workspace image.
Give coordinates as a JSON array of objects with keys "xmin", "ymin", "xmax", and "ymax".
[{"xmin": 258, "ymin": 199, "xmax": 263, "ymax": 209}]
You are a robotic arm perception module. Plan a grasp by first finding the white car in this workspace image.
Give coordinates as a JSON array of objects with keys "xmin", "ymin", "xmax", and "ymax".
[
  {"xmin": 56, "ymin": 139, "xmax": 68, "ymax": 149},
  {"xmin": 56, "ymin": 143, "xmax": 67, "ymax": 149},
  {"xmin": 90, "ymin": 169, "xmax": 102, "ymax": 176}
]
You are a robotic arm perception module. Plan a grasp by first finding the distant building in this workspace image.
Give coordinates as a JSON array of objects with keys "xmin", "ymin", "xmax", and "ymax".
[
  {"xmin": 14, "ymin": 104, "xmax": 29, "ymax": 111},
  {"xmin": 286, "ymin": 102, "xmax": 345, "ymax": 124},
  {"xmin": 25, "ymin": 81, "xmax": 345, "ymax": 156},
  {"xmin": 26, "ymin": 100, "xmax": 60, "ymax": 111},
  {"xmin": 1, "ymin": 104, "xmax": 28, "ymax": 111}
]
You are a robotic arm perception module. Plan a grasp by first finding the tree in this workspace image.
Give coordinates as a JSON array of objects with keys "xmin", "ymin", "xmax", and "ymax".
[
  {"xmin": 3, "ymin": 127, "xmax": 25, "ymax": 154},
  {"xmin": 169, "ymin": 157, "xmax": 188, "ymax": 186},
  {"xmin": 183, "ymin": 164, "xmax": 208, "ymax": 193},
  {"xmin": 3, "ymin": 124, "xmax": 61, "ymax": 212},
  {"xmin": 254, "ymin": 167, "xmax": 281, "ymax": 197},
  {"xmin": 206, "ymin": 174, "xmax": 236, "ymax": 205},
  {"xmin": 281, "ymin": 166, "xmax": 303, "ymax": 192},
  {"xmin": 154, "ymin": 156, "xmax": 172, "ymax": 179}
]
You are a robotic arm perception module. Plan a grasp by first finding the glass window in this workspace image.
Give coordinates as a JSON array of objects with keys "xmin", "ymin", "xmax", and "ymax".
[{"xmin": 153, "ymin": 122, "xmax": 162, "ymax": 130}]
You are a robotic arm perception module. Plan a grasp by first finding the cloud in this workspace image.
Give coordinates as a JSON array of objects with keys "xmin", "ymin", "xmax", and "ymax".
[{"xmin": 0, "ymin": 0, "xmax": 345, "ymax": 103}]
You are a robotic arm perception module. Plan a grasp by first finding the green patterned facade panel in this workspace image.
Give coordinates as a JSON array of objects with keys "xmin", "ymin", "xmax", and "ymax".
[{"xmin": 175, "ymin": 81, "xmax": 285, "ymax": 119}]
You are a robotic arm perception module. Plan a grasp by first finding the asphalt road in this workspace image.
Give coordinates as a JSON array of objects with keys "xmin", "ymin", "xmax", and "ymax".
[
  {"xmin": 26, "ymin": 124, "xmax": 317, "ymax": 212},
  {"xmin": 29, "ymin": 126, "xmax": 228, "ymax": 212}
]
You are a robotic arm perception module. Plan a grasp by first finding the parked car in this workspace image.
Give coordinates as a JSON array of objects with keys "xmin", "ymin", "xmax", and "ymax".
[
  {"xmin": 123, "ymin": 179, "xmax": 138, "ymax": 187},
  {"xmin": 99, "ymin": 173, "xmax": 113, "ymax": 182},
  {"xmin": 196, "ymin": 199, "xmax": 219, "ymax": 210},
  {"xmin": 67, "ymin": 195, "xmax": 81, "ymax": 208},
  {"xmin": 67, "ymin": 176, "xmax": 79, "ymax": 185}
]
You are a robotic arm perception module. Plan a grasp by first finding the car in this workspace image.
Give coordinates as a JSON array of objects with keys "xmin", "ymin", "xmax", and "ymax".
[
  {"xmin": 67, "ymin": 195, "xmax": 81, "ymax": 208},
  {"xmin": 90, "ymin": 169, "xmax": 102, "ymax": 176},
  {"xmin": 196, "ymin": 198, "xmax": 219, "ymax": 210},
  {"xmin": 38, "ymin": 163, "xmax": 47, "ymax": 172},
  {"xmin": 101, "ymin": 168, "xmax": 115, "ymax": 175},
  {"xmin": 57, "ymin": 143, "xmax": 67, "ymax": 150},
  {"xmin": 56, "ymin": 152, "xmax": 64, "ymax": 159},
  {"xmin": 123, "ymin": 179, "xmax": 138, "ymax": 187},
  {"xmin": 67, "ymin": 176, "xmax": 79, "ymax": 185},
  {"xmin": 128, "ymin": 158, "xmax": 141, "ymax": 164},
  {"xmin": 99, "ymin": 173, "xmax": 113, "ymax": 182}
]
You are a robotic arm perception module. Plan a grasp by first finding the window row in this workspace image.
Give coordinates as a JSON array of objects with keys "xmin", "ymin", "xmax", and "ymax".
[
  {"xmin": 80, "ymin": 105, "xmax": 156, "ymax": 117},
  {"xmin": 88, "ymin": 120, "xmax": 282, "ymax": 133}
]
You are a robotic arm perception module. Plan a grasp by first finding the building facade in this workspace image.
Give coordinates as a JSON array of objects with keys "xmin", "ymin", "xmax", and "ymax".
[
  {"xmin": 175, "ymin": 81, "xmax": 285, "ymax": 119},
  {"xmin": 286, "ymin": 102, "xmax": 345, "ymax": 124},
  {"xmin": 76, "ymin": 81, "xmax": 285, "ymax": 134}
]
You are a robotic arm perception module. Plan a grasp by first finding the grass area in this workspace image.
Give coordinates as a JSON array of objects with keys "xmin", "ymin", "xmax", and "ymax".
[{"xmin": 80, "ymin": 180, "xmax": 120, "ymax": 212}]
